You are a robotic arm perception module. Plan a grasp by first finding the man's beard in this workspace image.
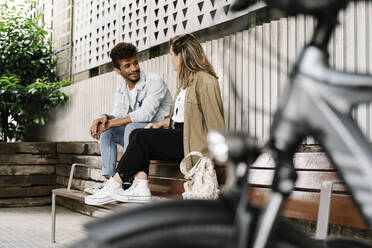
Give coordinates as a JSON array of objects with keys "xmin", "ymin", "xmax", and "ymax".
[{"xmin": 123, "ymin": 71, "xmax": 140, "ymax": 83}]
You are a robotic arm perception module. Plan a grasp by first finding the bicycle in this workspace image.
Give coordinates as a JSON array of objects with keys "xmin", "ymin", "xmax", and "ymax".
[{"xmin": 70, "ymin": 0, "xmax": 372, "ymax": 247}]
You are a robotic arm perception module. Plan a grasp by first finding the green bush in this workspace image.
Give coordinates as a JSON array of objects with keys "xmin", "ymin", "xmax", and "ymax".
[
  {"xmin": 0, "ymin": 1, "xmax": 72, "ymax": 141},
  {"xmin": 0, "ymin": 0, "xmax": 58, "ymax": 85},
  {"xmin": 0, "ymin": 76, "xmax": 70, "ymax": 141}
]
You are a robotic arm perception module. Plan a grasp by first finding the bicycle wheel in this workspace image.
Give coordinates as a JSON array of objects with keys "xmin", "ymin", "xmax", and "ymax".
[{"xmin": 69, "ymin": 198, "xmax": 322, "ymax": 248}]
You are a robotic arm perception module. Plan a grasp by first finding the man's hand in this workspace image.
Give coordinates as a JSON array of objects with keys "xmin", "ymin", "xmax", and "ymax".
[
  {"xmin": 93, "ymin": 122, "xmax": 110, "ymax": 140},
  {"xmin": 145, "ymin": 122, "xmax": 162, "ymax": 129},
  {"xmin": 90, "ymin": 116, "xmax": 109, "ymax": 139}
]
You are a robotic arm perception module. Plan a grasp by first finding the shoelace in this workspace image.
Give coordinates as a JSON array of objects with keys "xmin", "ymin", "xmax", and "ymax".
[
  {"xmin": 93, "ymin": 181, "xmax": 112, "ymax": 196},
  {"xmin": 96, "ymin": 179, "xmax": 109, "ymax": 191},
  {"xmin": 125, "ymin": 181, "xmax": 139, "ymax": 193}
]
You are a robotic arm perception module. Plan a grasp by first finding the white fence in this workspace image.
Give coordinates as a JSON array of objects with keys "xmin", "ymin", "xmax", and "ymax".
[{"xmin": 37, "ymin": 2, "xmax": 372, "ymax": 143}]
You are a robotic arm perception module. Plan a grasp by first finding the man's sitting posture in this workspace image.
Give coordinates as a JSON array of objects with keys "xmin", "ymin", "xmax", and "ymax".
[{"xmin": 86, "ymin": 42, "xmax": 172, "ymax": 194}]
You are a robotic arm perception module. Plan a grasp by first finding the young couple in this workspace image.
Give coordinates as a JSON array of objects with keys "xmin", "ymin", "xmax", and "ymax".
[{"xmin": 85, "ymin": 34, "xmax": 225, "ymax": 206}]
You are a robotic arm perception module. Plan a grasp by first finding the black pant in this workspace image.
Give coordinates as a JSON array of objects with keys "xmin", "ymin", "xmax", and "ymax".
[{"xmin": 116, "ymin": 127, "xmax": 184, "ymax": 182}]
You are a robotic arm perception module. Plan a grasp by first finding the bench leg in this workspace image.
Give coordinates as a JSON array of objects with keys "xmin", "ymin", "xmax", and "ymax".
[
  {"xmin": 315, "ymin": 181, "xmax": 334, "ymax": 240},
  {"xmin": 51, "ymin": 193, "xmax": 56, "ymax": 244}
]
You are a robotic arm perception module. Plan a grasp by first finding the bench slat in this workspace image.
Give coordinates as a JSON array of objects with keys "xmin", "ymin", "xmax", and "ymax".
[
  {"xmin": 149, "ymin": 169, "xmax": 346, "ymax": 193},
  {"xmin": 249, "ymin": 188, "xmax": 367, "ymax": 229},
  {"xmin": 52, "ymin": 188, "xmax": 170, "ymax": 210},
  {"xmin": 149, "ymin": 163, "xmax": 227, "ymax": 182},
  {"xmin": 248, "ymin": 170, "xmax": 346, "ymax": 192},
  {"xmin": 252, "ymin": 153, "xmax": 334, "ymax": 170}
]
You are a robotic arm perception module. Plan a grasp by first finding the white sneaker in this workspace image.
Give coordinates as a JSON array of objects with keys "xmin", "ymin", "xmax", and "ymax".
[
  {"xmin": 111, "ymin": 179, "xmax": 152, "ymax": 203},
  {"xmin": 85, "ymin": 178, "xmax": 121, "ymax": 205},
  {"xmin": 84, "ymin": 178, "xmax": 109, "ymax": 195}
]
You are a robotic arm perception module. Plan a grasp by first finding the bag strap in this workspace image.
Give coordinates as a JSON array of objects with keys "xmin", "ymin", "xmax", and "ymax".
[
  {"xmin": 180, "ymin": 151, "xmax": 204, "ymax": 175},
  {"xmin": 183, "ymin": 151, "xmax": 204, "ymax": 159}
]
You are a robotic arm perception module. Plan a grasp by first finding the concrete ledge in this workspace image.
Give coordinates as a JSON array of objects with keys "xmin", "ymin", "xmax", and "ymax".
[
  {"xmin": 57, "ymin": 142, "xmax": 100, "ymax": 155},
  {"xmin": 0, "ymin": 142, "xmax": 56, "ymax": 154},
  {"xmin": 0, "ymin": 197, "xmax": 51, "ymax": 208}
]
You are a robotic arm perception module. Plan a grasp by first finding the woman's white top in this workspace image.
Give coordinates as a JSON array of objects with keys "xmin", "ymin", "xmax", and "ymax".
[{"xmin": 172, "ymin": 88, "xmax": 186, "ymax": 123}]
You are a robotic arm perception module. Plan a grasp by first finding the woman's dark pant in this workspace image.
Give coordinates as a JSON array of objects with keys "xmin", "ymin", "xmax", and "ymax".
[{"xmin": 116, "ymin": 128, "xmax": 184, "ymax": 182}]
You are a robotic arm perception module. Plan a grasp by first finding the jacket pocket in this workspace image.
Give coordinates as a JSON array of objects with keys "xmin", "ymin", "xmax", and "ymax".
[
  {"xmin": 137, "ymin": 94, "xmax": 146, "ymax": 107},
  {"xmin": 185, "ymin": 100, "xmax": 202, "ymax": 119},
  {"xmin": 185, "ymin": 89, "xmax": 201, "ymax": 117}
]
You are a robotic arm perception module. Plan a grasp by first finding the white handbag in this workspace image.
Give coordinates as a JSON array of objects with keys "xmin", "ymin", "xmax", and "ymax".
[{"xmin": 180, "ymin": 151, "xmax": 220, "ymax": 200}]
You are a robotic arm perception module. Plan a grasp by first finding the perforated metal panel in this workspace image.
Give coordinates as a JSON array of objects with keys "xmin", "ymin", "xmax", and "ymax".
[
  {"xmin": 122, "ymin": 0, "xmax": 247, "ymax": 48},
  {"xmin": 72, "ymin": 0, "xmax": 259, "ymax": 74},
  {"xmin": 73, "ymin": 0, "xmax": 121, "ymax": 74}
]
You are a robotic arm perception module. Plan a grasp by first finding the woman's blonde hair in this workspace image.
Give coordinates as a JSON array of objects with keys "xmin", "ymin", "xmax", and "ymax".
[{"xmin": 170, "ymin": 34, "xmax": 218, "ymax": 88}]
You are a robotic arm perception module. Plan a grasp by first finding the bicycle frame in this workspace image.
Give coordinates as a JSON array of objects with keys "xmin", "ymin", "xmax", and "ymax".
[{"xmin": 252, "ymin": 13, "xmax": 372, "ymax": 248}]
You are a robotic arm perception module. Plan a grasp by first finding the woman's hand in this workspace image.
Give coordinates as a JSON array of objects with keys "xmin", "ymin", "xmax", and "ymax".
[
  {"xmin": 145, "ymin": 122, "xmax": 162, "ymax": 129},
  {"xmin": 145, "ymin": 117, "xmax": 170, "ymax": 129}
]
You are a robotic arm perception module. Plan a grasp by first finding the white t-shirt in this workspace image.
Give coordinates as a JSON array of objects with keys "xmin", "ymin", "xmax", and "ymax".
[
  {"xmin": 127, "ymin": 85, "xmax": 137, "ymax": 110},
  {"xmin": 172, "ymin": 88, "xmax": 186, "ymax": 123}
]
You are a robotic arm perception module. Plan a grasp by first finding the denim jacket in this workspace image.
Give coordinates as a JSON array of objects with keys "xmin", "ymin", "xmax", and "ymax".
[{"xmin": 112, "ymin": 71, "xmax": 172, "ymax": 123}]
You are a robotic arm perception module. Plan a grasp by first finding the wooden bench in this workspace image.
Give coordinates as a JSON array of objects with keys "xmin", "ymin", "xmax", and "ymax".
[
  {"xmin": 51, "ymin": 150, "xmax": 369, "ymax": 244},
  {"xmin": 146, "ymin": 152, "xmax": 368, "ymax": 239},
  {"xmin": 246, "ymin": 152, "xmax": 368, "ymax": 239},
  {"xmin": 145, "ymin": 152, "xmax": 367, "ymax": 232},
  {"xmin": 51, "ymin": 162, "xmax": 169, "ymax": 243}
]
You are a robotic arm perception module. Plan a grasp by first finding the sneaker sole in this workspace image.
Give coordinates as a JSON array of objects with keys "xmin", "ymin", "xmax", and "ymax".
[
  {"xmin": 85, "ymin": 197, "xmax": 116, "ymax": 206},
  {"xmin": 111, "ymin": 194, "xmax": 151, "ymax": 203},
  {"xmin": 83, "ymin": 189, "xmax": 96, "ymax": 195}
]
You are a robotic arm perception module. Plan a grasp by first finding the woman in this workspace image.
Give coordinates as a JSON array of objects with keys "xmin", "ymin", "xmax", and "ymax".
[{"xmin": 85, "ymin": 34, "xmax": 225, "ymax": 205}]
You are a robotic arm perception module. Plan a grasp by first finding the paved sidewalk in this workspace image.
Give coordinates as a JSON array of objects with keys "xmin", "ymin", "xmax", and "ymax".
[{"xmin": 0, "ymin": 206, "xmax": 93, "ymax": 248}]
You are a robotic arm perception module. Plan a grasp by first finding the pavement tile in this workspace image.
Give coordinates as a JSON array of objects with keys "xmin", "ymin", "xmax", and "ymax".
[{"xmin": 0, "ymin": 206, "xmax": 92, "ymax": 248}]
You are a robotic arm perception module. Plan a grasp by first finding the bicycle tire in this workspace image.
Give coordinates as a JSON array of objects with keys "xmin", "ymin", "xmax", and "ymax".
[
  {"xmin": 71, "ymin": 219, "xmax": 322, "ymax": 248},
  {"xmin": 69, "ymin": 199, "xmax": 323, "ymax": 248},
  {"xmin": 72, "ymin": 223, "xmax": 232, "ymax": 248}
]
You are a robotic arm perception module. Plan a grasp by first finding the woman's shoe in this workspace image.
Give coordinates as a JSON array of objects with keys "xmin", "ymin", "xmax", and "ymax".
[{"xmin": 111, "ymin": 178, "xmax": 152, "ymax": 203}]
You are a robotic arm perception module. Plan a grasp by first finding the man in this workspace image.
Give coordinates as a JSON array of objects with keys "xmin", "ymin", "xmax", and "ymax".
[{"xmin": 85, "ymin": 42, "xmax": 172, "ymax": 194}]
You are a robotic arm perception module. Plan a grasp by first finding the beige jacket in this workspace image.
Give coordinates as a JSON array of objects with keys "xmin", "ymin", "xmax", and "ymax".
[{"xmin": 169, "ymin": 71, "xmax": 225, "ymax": 168}]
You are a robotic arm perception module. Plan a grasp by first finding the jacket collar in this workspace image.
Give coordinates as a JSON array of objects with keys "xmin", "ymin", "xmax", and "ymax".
[
  {"xmin": 121, "ymin": 71, "xmax": 147, "ymax": 113},
  {"xmin": 134, "ymin": 71, "xmax": 147, "ymax": 92}
]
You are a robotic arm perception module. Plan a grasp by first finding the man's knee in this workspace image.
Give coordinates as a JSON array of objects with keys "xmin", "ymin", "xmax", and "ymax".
[
  {"xmin": 125, "ymin": 122, "xmax": 146, "ymax": 133},
  {"xmin": 100, "ymin": 128, "xmax": 114, "ymax": 143},
  {"xmin": 126, "ymin": 123, "xmax": 147, "ymax": 139}
]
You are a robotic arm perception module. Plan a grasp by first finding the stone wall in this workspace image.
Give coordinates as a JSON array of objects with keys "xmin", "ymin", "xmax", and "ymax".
[
  {"xmin": 0, "ymin": 142, "xmax": 104, "ymax": 208},
  {"xmin": 0, "ymin": 142, "xmax": 57, "ymax": 207}
]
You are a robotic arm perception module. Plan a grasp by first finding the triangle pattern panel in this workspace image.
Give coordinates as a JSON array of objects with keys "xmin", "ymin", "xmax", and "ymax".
[
  {"xmin": 120, "ymin": 0, "xmax": 150, "ymax": 52},
  {"xmin": 72, "ymin": 0, "xmax": 254, "ymax": 74},
  {"xmin": 73, "ymin": 0, "xmax": 122, "ymax": 73},
  {"xmin": 145, "ymin": 0, "xmax": 249, "ymax": 47}
]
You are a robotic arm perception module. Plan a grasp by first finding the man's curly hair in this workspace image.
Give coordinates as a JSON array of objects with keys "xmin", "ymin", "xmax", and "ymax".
[{"xmin": 110, "ymin": 42, "xmax": 138, "ymax": 69}]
